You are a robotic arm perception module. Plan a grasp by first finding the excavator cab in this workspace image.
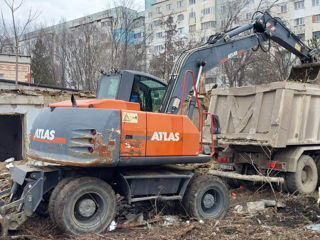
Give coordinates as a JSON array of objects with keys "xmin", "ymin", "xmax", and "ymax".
[{"xmin": 96, "ymin": 70, "xmax": 167, "ymax": 112}]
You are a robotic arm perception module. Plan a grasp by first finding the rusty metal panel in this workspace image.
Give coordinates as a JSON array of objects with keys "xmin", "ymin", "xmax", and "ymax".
[
  {"xmin": 205, "ymin": 81, "xmax": 320, "ymax": 148},
  {"xmin": 27, "ymin": 107, "xmax": 120, "ymax": 167}
]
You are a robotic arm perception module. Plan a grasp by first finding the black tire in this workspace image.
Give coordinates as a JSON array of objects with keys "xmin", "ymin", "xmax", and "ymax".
[
  {"xmin": 183, "ymin": 175, "xmax": 229, "ymax": 220},
  {"xmin": 54, "ymin": 177, "xmax": 116, "ymax": 235},
  {"xmin": 48, "ymin": 177, "xmax": 73, "ymax": 223},
  {"xmin": 286, "ymin": 155, "xmax": 318, "ymax": 194},
  {"xmin": 314, "ymin": 155, "xmax": 320, "ymax": 187},
  {"xmin": 317, "ymin": 161, "xmax": 320, "ymax": 187}
]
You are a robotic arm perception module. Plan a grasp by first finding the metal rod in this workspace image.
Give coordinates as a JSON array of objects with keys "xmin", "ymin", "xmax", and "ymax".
[
  {"xmin": 187, "ymin": 65, "xmax": 204, "ymax": 119},
  {"xmin": 193, "ymin": 65, "xmax": 203, "ymax": 96}
]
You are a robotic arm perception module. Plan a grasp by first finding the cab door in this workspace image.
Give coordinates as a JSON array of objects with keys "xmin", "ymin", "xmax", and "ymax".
[{"xmin": 130, "ymin": 75, "xmax": 166, "ymax": 112}]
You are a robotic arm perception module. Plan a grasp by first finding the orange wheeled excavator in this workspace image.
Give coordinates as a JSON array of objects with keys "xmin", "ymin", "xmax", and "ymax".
[{"xmin": 0, "ymin": 11, "xmax": 318, "ymax": 236}]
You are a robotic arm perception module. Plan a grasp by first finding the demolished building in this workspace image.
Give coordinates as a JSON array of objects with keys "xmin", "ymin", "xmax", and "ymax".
[{"xmin": 0, "ymin": 80, "xmax": 94, "ymax": 161}]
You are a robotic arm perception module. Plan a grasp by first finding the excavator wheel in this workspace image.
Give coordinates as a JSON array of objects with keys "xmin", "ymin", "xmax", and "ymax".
[
  {"xmin": 53, "ymin": 177, "xmax": 116, "ymax": 235},
  {"xmin": 182, "ymin": 175, "xmax": 229, "ymax": 220},
  {"xmin": 48, "ymin": 177, "xmax": 73, "ymax": 223}
]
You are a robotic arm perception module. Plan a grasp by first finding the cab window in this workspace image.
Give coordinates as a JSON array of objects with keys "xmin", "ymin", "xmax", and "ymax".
[
  {"xmin": 131, "ymin": 75, "xmax": 166, "ymax": 112},
  {"xmin": 96, "ymin": 75, "xmax": 120, "ymax": 99}
]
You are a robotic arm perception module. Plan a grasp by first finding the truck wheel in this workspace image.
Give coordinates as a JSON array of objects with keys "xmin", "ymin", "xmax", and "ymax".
[
  {"xmin": 182, "ymin": 175, "xmax": 229, "ymax": 220},
  {"xmin": 286, "ymin": 155, "xmax": 318, "ymax": 194},
  {"xmin": 54, "ymin": 177, "xmax": 116, "ymax": 235},
  {"xmin": 314, "ymin": 155, "xmax": 320, "ymax": 187},
  {"xmin": 48, "ymin": 177, "xmax": 73, "ymax": 222},
  {"xmin": 317, "ymin": 160, "xmax": 320, "ymax": 187}
]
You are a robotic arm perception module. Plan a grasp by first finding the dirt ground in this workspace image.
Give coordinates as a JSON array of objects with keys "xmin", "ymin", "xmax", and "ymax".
[{"xmin": 1, "ymin": 164, "xmax": 320, "ymax": 240}]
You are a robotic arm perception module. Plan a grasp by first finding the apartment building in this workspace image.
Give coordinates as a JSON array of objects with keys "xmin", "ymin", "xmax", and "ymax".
[
  {"xmin": 22, "ymin": 7, "xmax": 145, "ymax": 47},
  {"xmin": 273, "ymin": 0, "xmax": 320, "ymax": 41},
  {"xmin": 145, "ymin": 0, "xmax": 218, "ymax": 65},
  {"xmin": 17, "ymin": 6, "xmax": 146, "ymax": 88},
  {"xmin": 221, "ymin": 0, "xmax": 320, "ymax": 42}
]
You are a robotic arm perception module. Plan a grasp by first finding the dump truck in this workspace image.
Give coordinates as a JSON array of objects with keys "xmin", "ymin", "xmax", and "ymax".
[
  {"xmin": 0, "ymin": 11, "xmax": 318, "ymax": 236},
  {"xmin": 206, "ymin": 76, "xmax": 320, "ymax": 194}
]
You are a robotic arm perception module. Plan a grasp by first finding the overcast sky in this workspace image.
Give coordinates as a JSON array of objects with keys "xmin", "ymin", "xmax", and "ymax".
[{"xmin": 0, "ymin": 0, "xmax": 145, "ymax": 28}]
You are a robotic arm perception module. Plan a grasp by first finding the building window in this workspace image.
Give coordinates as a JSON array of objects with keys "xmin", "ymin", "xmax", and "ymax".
[
  {"xmin": 177, "ymin": 27, "xmax": 184, "ymax": 34},
  {"xmin": 313, "ymin": 14, "xmax": 320, "ymax": 23},
  {"xmin": 153, "ymin": 19, "xmax": 163, "ymax": 26},
  {"xmin": 297, "ymin": 33, "xmax": 305, "ymax": 41},
  {"xmin": 177, "ymin": 0, "xmax": 183, "ymax": 8},
  {"xmin": 201, "ymin": 21, "xmax": 216, "ymax": 30},
  {"xmin": 189, "ymin": 24, "xmax": 196, "ymax": 32},
  {"xmin": 294, "ymin": 1, "xmax": 304, "ymax": 10},
  {"xmin": 313, "ymin": 0, "xmax": 320, "ymax": 6},
  {"xmin": 201, "ymin": 7, "xmax": 214, "ymax": 17},
  {"xmin": 166, "ymin": 4, "xmax": 172, "ymax": 10},
  {"xmin": 156, "ymin": 32, "xmax": 163, "ymax": 38},
  {"xmin": 177, "ymin": 14, "xmax": 184, "ymax": 21},
  {"xmin": 154, "ymin": 45, "xmax": 164, "ymax": 53},
  {"xmin": 189, "ymin": 11, "xmax": 195, "ymax": 18},
  {"xmin": 148, "ymin": 12, "xmax": 152, "ymax": 18},
  {"xmin": 134, "ymin": 32, "xmax": 142, "ymax": 39},
  {"xmin": 156, "ymin": 7, "xmax": 162, "ymax": 13},
  {"xmin": 189, "ymin": 0, "xmax": 196, "ymax": 5},
  {"xmin": 313, "ymin": 31, "xmax": 320, "ymax": 38},
  {"xmin": 280, "ymin": 4, "xmax": 287, "ymax": 13},
  {"xmin": 294, "ymin": 17, "xmax": 304, "ymax": 26},
  {"xmin": 102, "ymin": 21, "xmax": 112, "ymax": 27}
]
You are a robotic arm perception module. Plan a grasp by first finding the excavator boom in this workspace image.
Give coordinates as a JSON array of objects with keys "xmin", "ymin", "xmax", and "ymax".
[{"xmin": 160, "ymin": 11, "xmax": 317, "ymax": 116}]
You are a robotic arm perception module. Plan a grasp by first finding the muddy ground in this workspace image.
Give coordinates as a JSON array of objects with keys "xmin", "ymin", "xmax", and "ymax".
[{"xmin": 1, "ymin": 163, "xmax": 320, "ymax": 240}]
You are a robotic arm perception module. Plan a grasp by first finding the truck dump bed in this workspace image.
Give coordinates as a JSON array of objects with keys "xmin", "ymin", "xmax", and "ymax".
[{"xmin": 206, "ymin": 81, "xmax": 320, "ymax": 148}]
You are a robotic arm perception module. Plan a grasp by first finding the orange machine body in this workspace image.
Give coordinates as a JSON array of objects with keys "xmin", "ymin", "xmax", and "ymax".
[
  {"xmin": 50, "ymin": 99, "xmax": 200, "ymax": 158},
  {"xmin": 120, "ymin": 110, "xmax": 200, "ymax": 157},
  {"xmin": 50, "ymin": 99, "xmax": 140, "ymax": 111}
]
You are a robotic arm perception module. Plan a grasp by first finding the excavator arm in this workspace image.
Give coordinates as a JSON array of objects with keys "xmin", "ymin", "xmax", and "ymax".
[{"xmin": 159, "ymin": 11, "xmax": 316, "ymax": 116}]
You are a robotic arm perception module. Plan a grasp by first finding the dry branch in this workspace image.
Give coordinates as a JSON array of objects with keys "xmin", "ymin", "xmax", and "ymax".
[
  {"xmin": 172, "ymin": 224, "xmax": 196, "ymax": 239},
  {"xmin": 209, "ymin": 170, "xmax": 284, "ymax": 184}
]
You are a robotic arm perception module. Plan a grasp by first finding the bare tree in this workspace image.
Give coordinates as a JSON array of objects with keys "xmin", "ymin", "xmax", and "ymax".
[
  {"xmin": 149, "ymin": 15, "xmax": 187, "ymax": 80},
  {"xmin": 2, "ymin": 0, "xmax": 39, "ymax": 85},
  {"xmin": 65, "ymin": 23, "xmax": 110, "ymax": 90},
  {"xmin": 53, "ymin": 21, "xmax": 69, "ymax": 87},
  {"xmin": 109, "ymin": 0, "xmax": 142, "ymax": 70},
  {"xmin": 217, "ymin": 0, "xmax": 288, "ymax": 87}
]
